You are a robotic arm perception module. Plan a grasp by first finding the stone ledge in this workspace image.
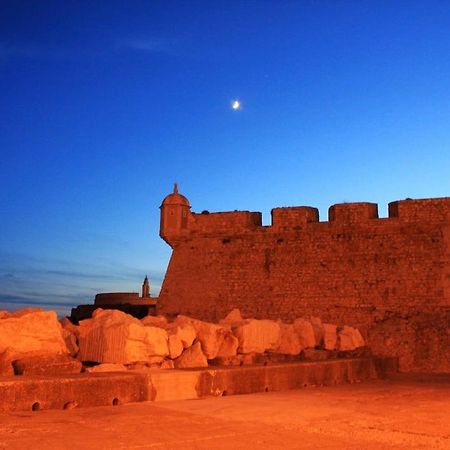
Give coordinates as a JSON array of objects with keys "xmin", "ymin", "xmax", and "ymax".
[{"xmin": 0, "ymin": 357, "xmax": 397, "ymax": 412}]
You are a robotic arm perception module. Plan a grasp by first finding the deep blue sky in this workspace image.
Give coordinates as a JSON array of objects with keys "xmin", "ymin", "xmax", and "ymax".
[{"xmin": 1, "ymin": 1, "xmax": 450, "ymax": 316}]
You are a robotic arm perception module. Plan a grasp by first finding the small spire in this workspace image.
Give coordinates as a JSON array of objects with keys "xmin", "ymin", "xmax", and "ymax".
[{"xmin": 173, "ymin": 182, "xmax": 178, "ymax": 194}]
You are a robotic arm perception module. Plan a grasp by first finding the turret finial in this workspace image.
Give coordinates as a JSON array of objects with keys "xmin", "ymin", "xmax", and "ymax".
[{"xmin": 174, "ymin": 183, "xmax": 178, "ymax": 194}]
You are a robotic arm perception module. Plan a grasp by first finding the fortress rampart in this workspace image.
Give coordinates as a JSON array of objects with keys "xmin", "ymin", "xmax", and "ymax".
[{"xmin": 158, "ymin": 187, "xmax": 450, "ymax": 373}]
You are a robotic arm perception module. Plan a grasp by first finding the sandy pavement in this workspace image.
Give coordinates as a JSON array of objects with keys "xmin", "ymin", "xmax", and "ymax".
[{"xmin": 0, "ymin": 374, "xmax": 448, "ymax": 449}]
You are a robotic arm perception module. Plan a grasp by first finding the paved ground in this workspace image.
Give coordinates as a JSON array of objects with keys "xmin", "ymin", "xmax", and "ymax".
[{"xmin": 0, "ymin": 374, "xmax": 449, "ymax": 449}]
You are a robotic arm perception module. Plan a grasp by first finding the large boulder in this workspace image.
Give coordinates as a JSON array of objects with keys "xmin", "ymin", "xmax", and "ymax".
[
  {"xmin": 0, "ymin": 310, "xmax": 68, "ymax": 356},
  {"xmin": 77, "ymin": 309, "xmax": 169, "ymax": 364},
  {"xmin": 232, "ymin": 319, "xmax": 280, "ymax": 354},
  {"xmin": 167, "ymin": 321, "xmax": 197, "ymax": 349},
  {"xmin": 276, "ymin": 322, "xmax": 303, "ymax": 355},
  {"xmin": 338, "ymin": 326, "xmax": 365, "ymax": 351},
  {"xmin": 293, "ymin": 318, "xmax": 316, "ymax": 348},
  {"xmin": 216, "ymin": 331, "xmax": 239, "ymax": 358},
  {"xmin": 175, "ymin": 316, "xmax": 230, "ymax": 359},
  {"xmin": 219, "ymin": 308, "xmax": 244, "ymax": 326},
  {"xmin": 168, "ymin": 334, "xmax": 184, "ymax": 359},
  {"xmin": 141, "ymin": 315, "xmax": 168, "ymax": 328},
  {"xmin": 174, "ymin": 342, "xmax": 208, "ymax": 369}
]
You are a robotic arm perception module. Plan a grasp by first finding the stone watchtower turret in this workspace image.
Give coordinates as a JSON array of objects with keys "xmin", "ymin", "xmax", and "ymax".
[{"xmin": 159, "ymin": 183, "xmax": 191, "ymax": 247}]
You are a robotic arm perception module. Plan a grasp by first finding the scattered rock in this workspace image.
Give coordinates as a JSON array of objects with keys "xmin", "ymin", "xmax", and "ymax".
[
  {"xmin": 0, "ymin": 310, "xmax": 68, "ymax": 356},
  {"xmin": 78, "ymin": 309, "xmax": 168, "ymax": 364},
  {"xmin": 323, "ymin": 323, "xmax": 338, "ymax": 351},
  {"xmin": 0, "ymin": 349, "xmax": 14, "ymax": 376},
  {"xmin": 61, "ymin": 328, "xmax": 79, "ymax": 357},
  {"xmin": 160, "ymin": 359, "xmax": 174, "ymax": 369},
  {"xmin": 216, "ymin": 330, "xmax": 239, "ymax": 358},
  {"xmin": 85, "ymin": 363, "xmax": 127, "ymax": 373},
  {"xmin": 168, "ymin": 323, "xmax": 197, "ymax": 349},
  {"xmin": 219, "ymin": 308, "xmax": 244, "ymax": 326},
  {"xmin": 174, "ymin": 342, "xmax": 208, "ymax": 369},
  {"xmin": 338, "ymin": 326, "xmax": 365, "ymax": 351},
  {"xmin": 9, "ymin": 307, "xmax": 44, "ymax": 318},
  {"xmin": 60, "ymin": 317, "xmax": 80, "ymax": 337},
  {"xmin": 168, "ymin": 334, "xmax": 183, "ymax": 359},
  {"xmin": 141, "ymin": 315, "xmax": 168, "ymax": 328},
  {"xmin": 144, "ymin": 326, "xmax": 170, "ymax": 357},
  {"xmin": 177, "ymin": 316, "xmax": 229, "ymax": 359},
  {"xmin": 276, "ymin": 322, "xmax": 303, "ymax": 355},
  {"xmin": 309, "ymin": 316, "xmax": 325, "ymax": 347},
  {"xmin": 13, "ymin": 353, "xmax": 82, "ymax": 376},
  {"xmin": 293, "ymin": 318, "xmax": 316, "ymax": 348},
  {"xmin": 233, "ymin": 319, "xmax": 280, "ymax": 354}
]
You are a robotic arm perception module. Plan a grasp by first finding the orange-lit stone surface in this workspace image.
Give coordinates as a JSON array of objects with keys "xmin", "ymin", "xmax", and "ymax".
[
  {"xmin": 158, "ymin": 191, "xmax": 450, "ymax": 373},
  {"xmin": 0, "ymin": 375, "xmax": 448, "ymax": 449}
]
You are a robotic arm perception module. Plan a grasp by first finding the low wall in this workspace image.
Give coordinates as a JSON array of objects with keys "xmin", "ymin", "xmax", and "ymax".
[{"xmin": 0, "ymin": 357, "xmax": 397, "ymax": 412}]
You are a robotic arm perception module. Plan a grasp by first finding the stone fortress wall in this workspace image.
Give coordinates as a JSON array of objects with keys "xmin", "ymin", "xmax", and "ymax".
[{"xmin": 157, "ymin": 186, "xmax": 450, "ymax": 373}]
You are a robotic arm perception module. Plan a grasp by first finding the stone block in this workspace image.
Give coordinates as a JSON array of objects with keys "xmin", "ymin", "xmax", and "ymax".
[
  {"xmin": 0, "ymin": 310, "xmax": 68, "ymax": 356},
  {"xmin": 78, "ymin": 309, "xmax": 168, "ymax": 364},
  {"xmin": 216, "ymin": 331, "xmax": 239, "ymax": 358},
  {"xmin": 233, "ymin": 319, "xmax": 280, "ymax": 354},
  {"xmin": 12, "ymin": 354, "xmax": 82, "ymax": 376},
  {"xmin": 141, "ymin": 315, "xmax": 168, "ymax": 328},
  {"xmin": 276, "ymin": 323, "xmax": 303, "ymax": 355},
  {"xmin": 293, "ymin": 318, "xmax": 316, "ymax": 348},
  {"xmin": 168, "ymin": 334, "xmax": 183, "ymax": 359},
  {"xmin": 174, "ymin": 342, "xmax": 208, "ymax": 369},
  {"xmin": 176, "ymin": 316, "xmax": 228, "ymax": 359},
  {"xmin": 167, "ymin": 320, "xmax": 197, "ymax": 349},
  {"xmin": 219, "ymin": 308, "xmax": 244, "ymax": 326},
  {"xmin": 338, "ymin": 326, "xmax": 365, "ymax": 351}
]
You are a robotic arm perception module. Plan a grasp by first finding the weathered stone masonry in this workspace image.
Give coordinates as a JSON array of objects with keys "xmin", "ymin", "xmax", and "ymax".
[{"xmin": 158, "ymin": 186, "xmax": 450, "ymax": 373}]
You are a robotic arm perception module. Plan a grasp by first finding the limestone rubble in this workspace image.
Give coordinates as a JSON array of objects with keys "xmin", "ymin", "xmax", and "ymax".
[{"xmin": 0, "ymin": 307, "xmax": 366, "ymax": 374}]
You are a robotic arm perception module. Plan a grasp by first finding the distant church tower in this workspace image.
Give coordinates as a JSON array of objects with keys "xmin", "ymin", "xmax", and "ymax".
[
  {"xmin": 160, "ymin": 183, "xmax": 191, "ymax": 247},
  {"xmin": 142, "ymin": 275, "xmax": 150, "ymax": 298}
]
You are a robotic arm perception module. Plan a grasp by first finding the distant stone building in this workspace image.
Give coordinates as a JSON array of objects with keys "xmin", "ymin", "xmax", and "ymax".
[
  {"xmin": 70, "ymin": 277, "xmax": 156, "ymax": 322},
  {"xmin": 157, "ymin": 185, "xmax": 450, "ymax": 373}
]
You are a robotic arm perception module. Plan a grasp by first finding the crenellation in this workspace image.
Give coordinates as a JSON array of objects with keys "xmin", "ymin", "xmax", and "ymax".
[
  {"xmin": 158, "ymin": 187, "xmax": 450, "ymax": 372},
  {"xmin": 190, "ymin": 210, "xmax": 262, "ymax": 235},
  {"xmin": 328, "ymin": 202, "xmax": 379, "ymax": 223},
  {"xmin": 389, "ymin": 197, "xmax": 450, "ymax": 222},
  {"xmin": 271, "ymin": 206, "xmax": 319, "ymax": 230}
]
